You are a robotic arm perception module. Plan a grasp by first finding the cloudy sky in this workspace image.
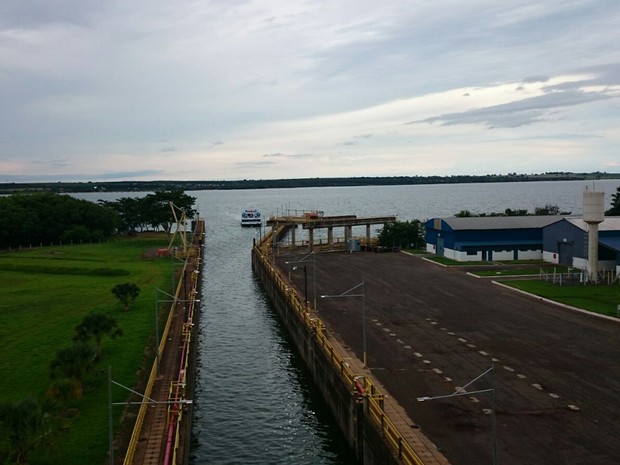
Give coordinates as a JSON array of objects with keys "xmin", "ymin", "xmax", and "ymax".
[{"xmin": 1, "ymin": 0, "xmax": 619, "ymax": 182}]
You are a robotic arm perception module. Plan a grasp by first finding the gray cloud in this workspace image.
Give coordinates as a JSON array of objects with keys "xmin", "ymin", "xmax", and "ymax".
[
  {"xmin": 262, "ymin": 152, "xmax": 315, "ymax": 159},
  {"xmin": 410, "ymin": 83, "xmax": 618, "ymax": 129},
  {"xmin": 1, "ymin": 1, "xmax": 619, "ymax": 180},
  {"xmin": 523, "ymin": 75, "xmax": 550, "ymax": 84},
  {"xmin": 235, "ymin": 160, "xmax": 276, "ymax": 167}
]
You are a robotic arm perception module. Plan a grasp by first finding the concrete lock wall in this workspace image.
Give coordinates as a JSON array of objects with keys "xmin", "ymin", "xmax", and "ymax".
[{"xmin": 251, "ymin": 250, "xmax": 402, "ymax": 465}]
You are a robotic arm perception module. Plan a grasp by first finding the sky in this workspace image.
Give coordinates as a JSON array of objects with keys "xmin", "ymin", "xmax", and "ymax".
[{"xmin": 1, "ymin": 0, "xmax": 619, "ymax": 182}]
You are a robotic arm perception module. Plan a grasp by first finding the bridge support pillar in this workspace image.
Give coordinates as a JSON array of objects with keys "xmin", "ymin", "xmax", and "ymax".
[
  {"xmin": 327, "ymin": 227, "xmax": 333, "ymax": 245},
  {"xmin": 344, "ymin": 225, "xmax": 352, "ymax": 242}
]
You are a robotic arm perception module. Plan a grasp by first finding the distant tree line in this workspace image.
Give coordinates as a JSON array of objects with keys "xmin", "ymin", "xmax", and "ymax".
[
  {"xmin": 454, "ymin": 204, "xmax": 572, "ymax": 217},
  {"xmin": 0, "ymin": 192, "xmax": 118, "ymax": 248},
  {"xmin": 2, "ymin": 172, "xmax": 619, "ymax": 194},
  {"xmin": 99, "ymin": 190, "xmax": 196, "ymax": 234},
  {"xmin": 453, "ymin": 189, "xmax": 620, "ymax": 217},
  {"xmin": 0, "ymin": 190, "xmax": 197, "ymax": 248}
]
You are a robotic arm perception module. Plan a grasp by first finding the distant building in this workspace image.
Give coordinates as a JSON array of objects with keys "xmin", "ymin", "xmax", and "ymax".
[
  {"xmin": 424, "ymin": 216, "xmax": 562, "ymax": 262},
  {"xmin": 542, "ymin": 217, "xmax": 620, "ymax": 274},
  {"xmin": 424, "ymin": 215, "xmax": 620, "ymax": 275}
]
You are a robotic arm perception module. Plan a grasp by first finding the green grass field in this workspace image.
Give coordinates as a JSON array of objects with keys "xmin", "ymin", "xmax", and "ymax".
[
  {"xmin": 503, "ymin": 279, "xmax": 620, "ymax": 317},
  {"xmin": 474, "ymin": 266, "xmax": 570, "ymax": 277},
  {"xmin": 0, "ymin": 235, "xmax": 175, "ymax": 464},
  {"xmin": 423, "ymin": 256, "xmax": 619, "ymax": 318}
]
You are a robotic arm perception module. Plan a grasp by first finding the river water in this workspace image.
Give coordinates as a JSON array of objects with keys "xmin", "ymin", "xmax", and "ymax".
[{"xmin": 76, "ymin": 179, "xmax": 620, "ymax": 464}]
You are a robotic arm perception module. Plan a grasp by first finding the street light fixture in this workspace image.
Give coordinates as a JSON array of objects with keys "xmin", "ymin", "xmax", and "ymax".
[
  {"xmin": 155, "ymin": 288, "xmax": 200, "ymax": 366},
  {"xmin": 321, "ymin": 281, "xmax": 367, "ymax": 368},
  {"xmin": 108, "ymin": 366, "xmax": 193, "ymax": 464},
  {"xmin": 417, "ymin": 365, "xmax": 497, "ymax": 465},
  {"xmin": 292, "ymin": 265, "xmax": 308, "ymax": 308},
  {"xmin": 286, "ymin": 251, "xmax": 316, "ymax": 310}
]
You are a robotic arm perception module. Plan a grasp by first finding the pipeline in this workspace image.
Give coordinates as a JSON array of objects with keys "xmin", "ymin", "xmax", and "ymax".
[{"xmin": 162, "ymin": 263, "xmax": 199, "ymax": 465}]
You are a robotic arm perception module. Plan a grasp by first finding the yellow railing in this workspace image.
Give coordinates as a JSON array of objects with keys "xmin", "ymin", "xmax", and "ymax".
[
  {"xmin": 253, "ymin": 241, "xmax": 427, "ymax": 464},
  {"xmin": 123, "ymin": 221, "xmax": 204, "ymax": 465}
]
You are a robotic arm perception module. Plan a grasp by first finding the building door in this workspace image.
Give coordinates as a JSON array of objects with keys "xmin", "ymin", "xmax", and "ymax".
[
  {"xmin": 436, "ymin": 237, "xmax": 444, "ymax": 256},
  {"xmin": 558, "ymin": 241, "xmax": 573, "ymax": 266}
]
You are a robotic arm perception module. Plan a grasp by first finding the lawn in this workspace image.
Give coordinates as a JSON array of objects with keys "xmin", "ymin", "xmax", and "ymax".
[
  {"xmin": 475, "ymin": 266, "xmax": 569, "ymax": 277},
  {"xmin": 0, "ymin": 235, "xmax": 176, "ymax": 464},
  {"xmin": 503, "ymin": 279, "xmax": 620, "ymax": 317},
  {"xmin": 421, "ymin": 255, "xmax": 619, "ymax": 317}
]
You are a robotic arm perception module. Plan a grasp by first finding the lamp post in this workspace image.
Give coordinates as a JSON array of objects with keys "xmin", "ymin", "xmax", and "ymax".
[
  {"xmin": 293, "ymin": 265, "xmax": 308, "ymax": 307},
  {"xmin": 286, "ymin": 251, "xmax": 316, "ymax": 310},
  {"xmin": 417, "ymin": 365, "xmax": 497, "ymax": 465},
  {"xmin": 155, "ymin": 288, "xmax": 200, "ymax": 366},
  {"xmin": 108, "ymin": 366, "xmax": 193, "ymax": 464},
  {"xmin": 321, "ymin": 281, "xmax": 366, "ymax": 368}
]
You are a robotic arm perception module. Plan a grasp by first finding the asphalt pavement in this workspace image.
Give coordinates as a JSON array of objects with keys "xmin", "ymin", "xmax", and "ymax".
[{"xmin": 277, "ymin": 250, "xmax": 620, "ymax": 465}]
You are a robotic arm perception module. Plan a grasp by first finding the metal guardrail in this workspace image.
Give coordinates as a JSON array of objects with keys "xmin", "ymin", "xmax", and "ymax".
[
  {"xmin": 122, "ymin": 259, "xmax": 186, "ymax": 465},
  {"xmin": 123, "ymin": 220, "xmax": 204, "ymax": 465},
  {"xmin": 254, "ymin": 241, "xmax": 426, "ymax": 465}
]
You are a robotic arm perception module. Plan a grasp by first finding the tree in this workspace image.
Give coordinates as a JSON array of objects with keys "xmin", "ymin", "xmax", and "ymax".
[
  {"xmin": 48, "ymin": 342, "xmax": 97, "ymax": 400},
  {"xmin": 100, "ymin": 190, "xmax": 197, "ymax": 234},
  {"xmin": 606, "ymin": 185, "xmax": 620, "ymax": 216},
  {"xmin": 377, "ymin": 220, "xmax": 425, "ymax": 249},
  {"xmin": 0, "ymin": 397, "xmax": 56, "ymax": 464},
  {"xmin": 534, "ymin": 204, "xmax": 571, "ymax": 215},
  {"xmin": 0, "ymin": 192, "xmax": 118, "ymax": 248},
  {"xmin": 73, "ymin": 313, "xmax": 123, "ymax": 358},
  {"xmin": 142, "ymin": 190, "xmax": 197, "ymax": 235},
  {"xmin": 111, "ymin": 282, "xmax": 141, "ymax": 310}
]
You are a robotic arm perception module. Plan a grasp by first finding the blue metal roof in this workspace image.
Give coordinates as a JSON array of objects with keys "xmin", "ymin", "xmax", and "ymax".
[
  {"xmin": 434, "ymin": 216, "xmax": 563, "ymax": 231},
  {"xmin": 455, "ymin": 239, "xmax": 541, "ymax": 247},
  {"xmin": 600, "ymin": 237, "xmax": 620, "ymax": 252}
]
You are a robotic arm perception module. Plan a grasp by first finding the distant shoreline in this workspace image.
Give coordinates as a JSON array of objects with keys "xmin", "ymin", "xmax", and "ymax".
[{"xmin": 2, "ymin": 172, "xmax": 619, "ymax": 194}]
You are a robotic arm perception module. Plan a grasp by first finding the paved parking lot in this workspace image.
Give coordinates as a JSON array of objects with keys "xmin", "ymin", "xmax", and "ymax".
[{"xmin": 277, "ymin": 250, "xmax": 620, "ymax": 465}]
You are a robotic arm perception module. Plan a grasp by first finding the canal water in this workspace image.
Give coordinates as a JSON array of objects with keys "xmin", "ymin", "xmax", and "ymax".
[
  {"xmin": 188, "ymin": 179, "xmax": 618, "ymax": 464},
  {"xmin": 75, "ymin": 179, "xmax": 620, "ymax": 464}
]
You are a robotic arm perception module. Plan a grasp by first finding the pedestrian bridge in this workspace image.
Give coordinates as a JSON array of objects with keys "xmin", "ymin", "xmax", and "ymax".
[{"xmin": 266, "ymin": 211, "xmax": 396, "ymax": 248}]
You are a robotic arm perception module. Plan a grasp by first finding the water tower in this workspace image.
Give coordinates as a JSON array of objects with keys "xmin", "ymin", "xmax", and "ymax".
[{"xmin": 582, "ymin": 189, "xmax": 605, "ymax": 283}]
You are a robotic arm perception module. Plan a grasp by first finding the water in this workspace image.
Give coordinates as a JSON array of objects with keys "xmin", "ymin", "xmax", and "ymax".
[{"xmin": 74, "ymin": 179, "xmax": 620, "ymax": 464}]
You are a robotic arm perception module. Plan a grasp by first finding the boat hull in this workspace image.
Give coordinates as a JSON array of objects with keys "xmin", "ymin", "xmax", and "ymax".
[{"xmin": 241, "ymin": 209, "xmax": 262, "ymax": 227}]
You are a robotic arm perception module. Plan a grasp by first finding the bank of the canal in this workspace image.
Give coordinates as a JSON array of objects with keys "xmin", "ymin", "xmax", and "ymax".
[
  {"xmin": 283, "ymin": 249, "xmax": 620, "ymax": 465},
  {"xmin": 251, "ymin": 227, "xmax": 450, "ymax": 465}
]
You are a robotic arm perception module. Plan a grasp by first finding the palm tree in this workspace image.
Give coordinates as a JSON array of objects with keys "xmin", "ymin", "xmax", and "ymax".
[
  {"xmin": 48, "ymin": 342, "xmax": 97, "ymax": 400},
  {"xmin": 0, "ymin": 397, "xmax": 56, "ymax": 464},
  {"xmin": 74, "ymin": 313, "xmax": 123, "ymax": 358},
  {"xmin": 606, "ymin": 185, "xmax": 620, "ymax": 215}
]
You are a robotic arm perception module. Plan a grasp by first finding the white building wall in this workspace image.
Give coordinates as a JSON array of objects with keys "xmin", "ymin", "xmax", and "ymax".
[
  {"xmin": 543, "ymin": 250, "xmax": 560, "ymax": 264},
  {"xmin": 493, "ymin": 250, "xmax": 514, "ymax": 261},
  {"xmin": 444, "ymin": 248, "xmax": 457, "ymax": 260},
  {"xmin": 518, "ymin": 250, "xmax": 543, "ymax": 260},
  {"xmin": 573, "ymin": 257, "xmax": 587, "ymax": 270},
  {"xmin": 451, "ymin": 249, "xmax": 482, "ymax": 261}
]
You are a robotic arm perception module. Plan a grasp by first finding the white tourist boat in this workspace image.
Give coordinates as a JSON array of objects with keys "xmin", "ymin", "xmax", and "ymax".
[{"xmin": 241, "ymin": 208, "xmax": 262, "ymax": 227}]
